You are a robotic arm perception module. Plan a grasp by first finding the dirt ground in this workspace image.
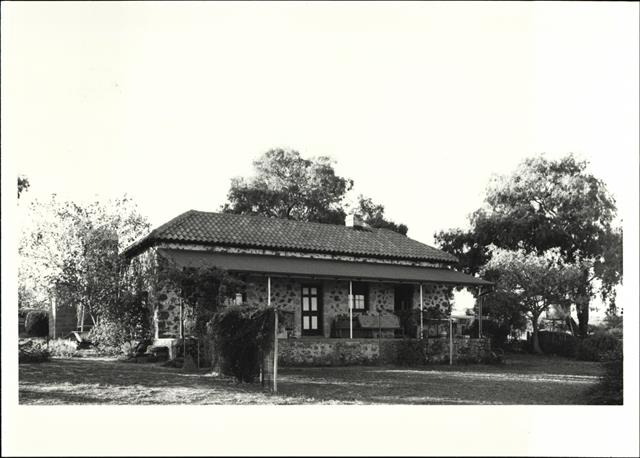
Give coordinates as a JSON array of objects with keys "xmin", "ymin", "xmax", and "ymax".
[{"xmin": 19, "ymin": 353, "xmax": 606, "ymax": 405}]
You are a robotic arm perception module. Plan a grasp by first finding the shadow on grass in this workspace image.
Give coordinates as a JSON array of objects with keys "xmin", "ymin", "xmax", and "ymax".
[
  {"xmin": 18, "ymin": 354, "xmax": 607, "ymax": 405},
  {"xmin": 19, "ymin": 387, "xmax": 109, "ymax": 404}
]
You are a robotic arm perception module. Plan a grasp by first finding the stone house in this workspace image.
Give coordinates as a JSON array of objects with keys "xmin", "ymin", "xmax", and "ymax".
[{"xmin": 121, "ymin": 210, "xmax": 492, "ymax": 363}]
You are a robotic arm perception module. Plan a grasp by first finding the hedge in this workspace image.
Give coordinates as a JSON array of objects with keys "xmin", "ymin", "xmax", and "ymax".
[{"xmin": 25, "ymin": 310, "xmax": 49, "ymax": 337}]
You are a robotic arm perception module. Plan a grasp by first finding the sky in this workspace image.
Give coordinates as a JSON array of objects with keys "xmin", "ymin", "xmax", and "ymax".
[
  {"xmin": 4, "ymin": 2, "xmax": 638, "ymax": 245},
  {"xmin": 2, "ymin": 3, "xmax": 639, "ymax": 455}
]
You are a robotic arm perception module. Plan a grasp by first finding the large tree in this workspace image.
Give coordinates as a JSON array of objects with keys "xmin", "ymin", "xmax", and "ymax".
[
  {"xmin": 222, "ymin": 148, "xmax": 408, "ymax": 233},
  {"xmin": 435, "ymin": 154, "xmax": 622, "ymax": 336},
  {"xmin": 481, "ymin": 247, "xmax": 585, "ymax": 353},
  {"xmin": 354, "ymin": 195, "xmax": 408, "ymax": 235},
  {"xmin": 222, "ymin": 148, "xmax": 353, "ymax": 224},
  {"xmin": 18, "ymin": 194, "xmax": 151, "ymax": 315}
]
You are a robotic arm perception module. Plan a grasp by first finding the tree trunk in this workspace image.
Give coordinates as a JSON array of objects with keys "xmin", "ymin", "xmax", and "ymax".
[
  {"xmin": 576, "ymin": 296, "xmax": 590, "ymax": 337},
  {"xmin": 531, "ymin": 315, "xmax": 542, "ymax": 354}
]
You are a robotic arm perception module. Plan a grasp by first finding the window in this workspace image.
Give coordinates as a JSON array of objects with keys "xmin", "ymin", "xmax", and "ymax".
[{"xmin": 352, "ymin": 282, "xmax": 368, "ymax": 311}]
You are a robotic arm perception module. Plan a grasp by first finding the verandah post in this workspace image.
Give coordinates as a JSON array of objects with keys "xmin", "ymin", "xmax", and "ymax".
[
  {"xmin": 419, "ymin": 284, "xmax": 424, "ymax": 339},
  {"xmin": 269, "ymin": 276, "xmax": 278, "ymax": 393},
  {"xmin": 449, "ymin": 317, "xmax": 453, "ymax": 365},
  {"xmin": 349, "ymin": 280, "xmax": 353, "ymax": 339},
  {"xmin": 478, "ymin": 286, "xmax": 483, "ymax": 339}
]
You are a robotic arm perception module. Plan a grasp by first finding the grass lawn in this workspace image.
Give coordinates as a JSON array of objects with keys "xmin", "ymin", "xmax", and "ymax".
[{"xmin": 19, "ymin": 353, "xmax": 607, "ymax": 405}]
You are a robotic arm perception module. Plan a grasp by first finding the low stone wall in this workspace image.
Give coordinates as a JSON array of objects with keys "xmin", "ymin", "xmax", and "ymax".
[
  {"xmin": 278, "ymin": 337, "xmax": 491, "ymax": 366},
  {"xmin": 422, "ymin": 337, "xmax": 491, "ymax": 364},
  {"xmin": 279, "ymin": 338, "xmax": 381, "ymax": 366}
]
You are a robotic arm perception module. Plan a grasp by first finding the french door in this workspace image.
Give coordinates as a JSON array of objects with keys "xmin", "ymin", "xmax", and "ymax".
[{"xmin": 301, "ymin": 285, "xmax": 322, "ymax": 336}]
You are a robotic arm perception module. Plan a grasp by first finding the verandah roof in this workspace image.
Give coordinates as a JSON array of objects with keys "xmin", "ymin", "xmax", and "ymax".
[{"xmin": 157, "ymin": 249, "xmax": 492, "ymax": 287}]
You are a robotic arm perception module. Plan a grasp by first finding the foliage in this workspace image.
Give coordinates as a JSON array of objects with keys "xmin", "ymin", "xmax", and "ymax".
[
  {"xmin": 222, "ymin": 148, "xmax": 408, "ymax": 233},
  {"xmin": 19, "ymin": 339, "xmax": 51, "ymax": 363},
  {"xmin": 434, "ymin": 228, "xmax": 490, "ymax": 276},
  {"xmin": 19, "ymin": 285, "xmax": 47, "ymax": 311},
  {"xmin": 209, "ymin": 306, "xmax": 279, "ymax": 383},
  {"xmin": 423, "ymin": 306, "xmax": 448, "ymax": 320},
  {"xmin": 18, "ymin": 175, "xmax": 30, "ymax": 198},
  {"xmin": 222, "ymin": 148, "xmax": 353, "ymax": 224},
  {"xmin": 87, "ymin": 319, "xmax": 136, "ymax": 355},
  {"xmin": 18, "ymin": 194, "xmax": 151, "ymax": 316},
  {"xmin": 481, "ymin": 247, "xmax": 584, "ymax": 353},
  {"xmin": 575, "ymin": 332, "xmax": 622, "ymax": 362},
  {"xmin": 600, "ymin": 311, "xmax": 623, "ymax": 339},
  {"xmin": 25, "ymin": 310, "xmax": 49, "ymax": 337},
  {"xmin": 353, "ymin": 195, "xmax": 408, "ymax": 235},
  {"xmin": 48, "ymin": 339, "xmax": 79, "ymax": 358},
  {"xmin": 475, "ymin": 291, "xmax": 529, "ymax": 336},
  {"xmin": 157, "ymin": 258, "xmax": 246, "ymax": 339},
  {"xmin": 435, "ymin": 154, "xmax": 623, "ymax": 335},
  {"xmin": 465, "ymin": 319, "xmax": 511, "ymax": 350}
]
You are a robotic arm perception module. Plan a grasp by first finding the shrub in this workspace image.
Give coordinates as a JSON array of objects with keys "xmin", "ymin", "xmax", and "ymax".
[
  {"xmin": 576, "ymin": 332, "xmax": 622, "ymax": 362},
  {"xmin": 465, "ymin": 319, "xmax": 510, "ymax": 350},
  {"xmin": 19, "ymin": 339, "xmax": 51, "ymax": 363},
  {"xmin": 48, "ymin": 338, "xmax": 79, "ymax": 357},
  {"xmin": 395, "ymin": 339, "xmax": 426, "ymax": 366},
  {"xmin": 25, "ymin": 311, "xmax": 49, "ymax": 337},
  {"xmin": 209, "ymin": 306, "xmax": 278, "ymax": 383},
  {"xmin": 87, "ymin": 320, "xmax": 130, "ymax": 355}
]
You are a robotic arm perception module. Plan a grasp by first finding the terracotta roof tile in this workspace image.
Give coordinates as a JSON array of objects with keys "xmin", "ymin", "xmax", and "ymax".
[{"xmin": 123, "ymin": 210, "xmax": 458, "ymax": 263}]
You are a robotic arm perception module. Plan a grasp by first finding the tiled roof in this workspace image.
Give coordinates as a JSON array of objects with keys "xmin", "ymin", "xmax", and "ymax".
[{"xmin": 122, "ymin": 210, "xmax": 459, "ymax": 263}]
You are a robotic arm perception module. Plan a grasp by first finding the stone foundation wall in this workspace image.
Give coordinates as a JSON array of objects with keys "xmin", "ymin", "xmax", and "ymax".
[
  {"xmin": 421, "ymin": 337, "xmax": 490, "ymax": 364},
  {"xmin": 279, "ymin": 338, "xmax": 381, "ymax": 366},
  {"xmin": 278, "ymin": 337, "xmax": 491, "ymax": 366}
]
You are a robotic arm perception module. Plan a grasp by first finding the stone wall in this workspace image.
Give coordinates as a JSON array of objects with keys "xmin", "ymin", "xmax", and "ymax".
[
  {"xmin": 413, "ymin": 283, "xmax": 452, "ymax": 314},
  {"xmin": 370, "ymin": 283, "xmax": 395, "ymax": 313},
  {"xmin": 278, "ymin": 337, "xmax": 491, "ymax": 366},
  {"xmin": 279, "ymin": 338, "xmax": 381, "ymax": 366},
  {"xmin": 323, "ymin": 280, "xmax": 350, "ymax": 337},
  {"xmin": 155, "ymin": 284, "xmax": 183, "ymax": 338}
]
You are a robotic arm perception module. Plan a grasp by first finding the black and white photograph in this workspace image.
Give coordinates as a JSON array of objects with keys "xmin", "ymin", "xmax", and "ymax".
[{"xmin": 2, "ymin": 1, "xmax": 638, "ymax": 456}]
